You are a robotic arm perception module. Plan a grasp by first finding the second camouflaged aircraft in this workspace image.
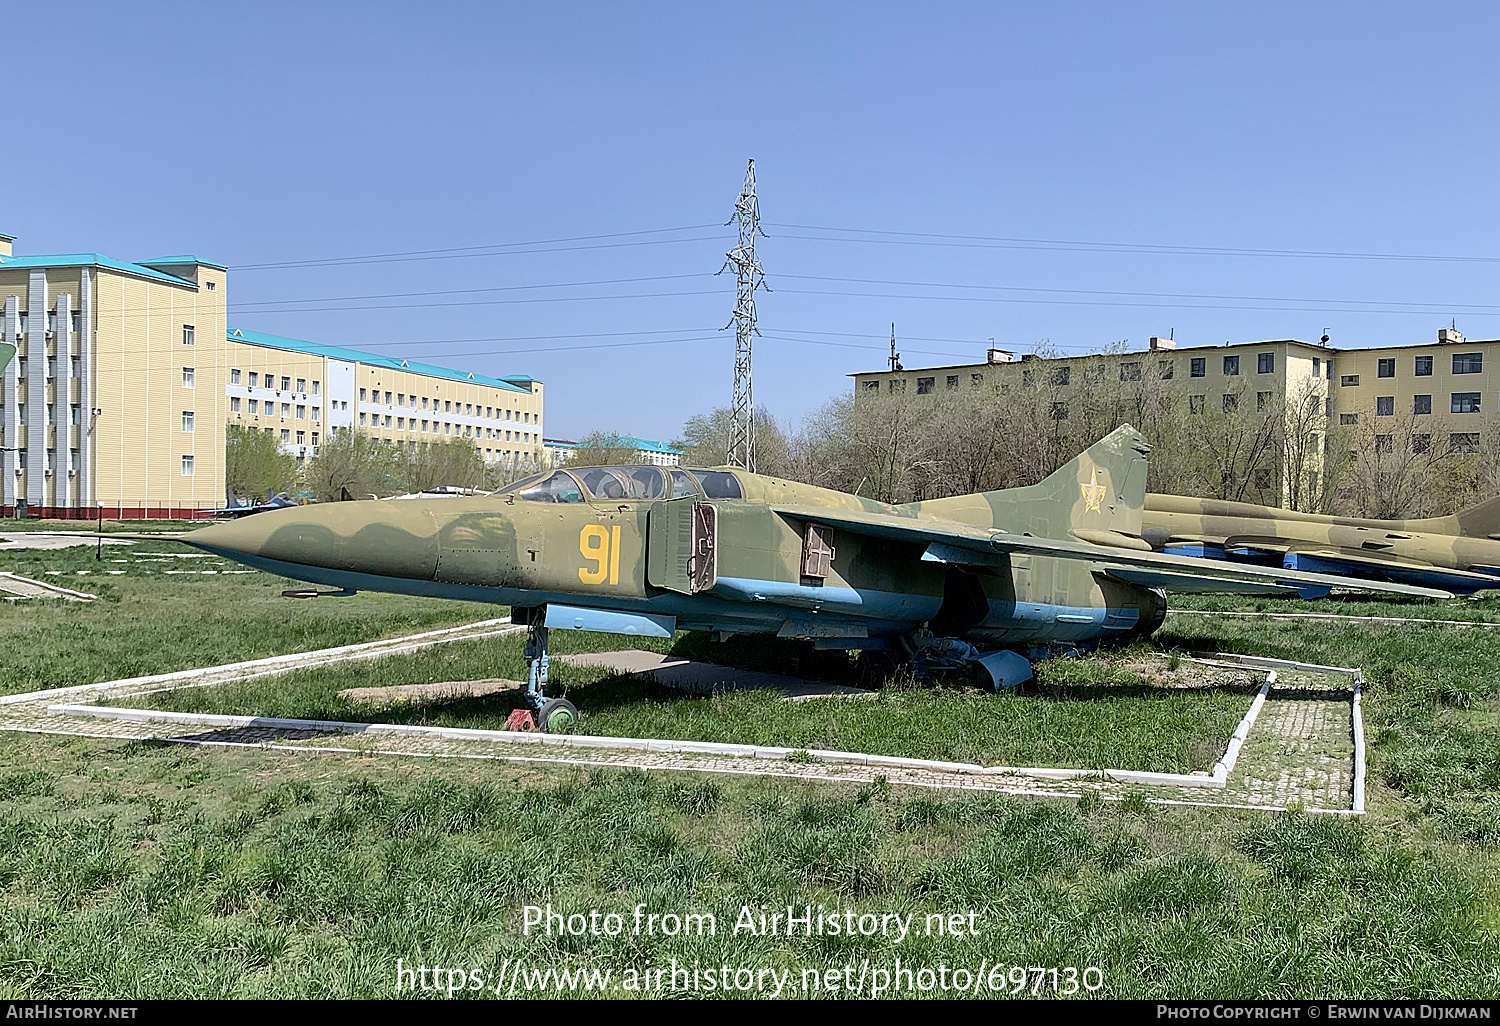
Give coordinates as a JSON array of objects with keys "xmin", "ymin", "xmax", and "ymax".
[
  {"xmin": 184, "ymin": 426, "xmax": 1442, "ymax": 730},
  {"xmin": 1143, "ymin": 492, "xmax": 1500, "ymax": 595}
]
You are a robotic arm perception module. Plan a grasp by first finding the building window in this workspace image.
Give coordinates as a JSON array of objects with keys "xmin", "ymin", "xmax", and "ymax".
[
  {"xmin": 1158, "ymin": 360, "xmax": 1174, "ymax": 380},
  {"xmin": 1257, "ymin": 353, "xmax": 1274, "ymax": 374},
  {"xmin": 281, "ymin": 429, "xmax": 291, "ymax": 443},
  {"xmin": 863, "ymin": 380, "xmax": 879, "ymax": 392},
  {"xmin": 445, "ymin": 401, "xmax": 453, "ymax": 412},
  {"xmin": 1327, "ymin": 360, "xmax": 1334, "ymax": 380},
  {"xmin": 1340, "ymin": 413, "xmax": 1358, "ymax": 425},
  {"xmin": 281, "ymin": 376, "xmax": 291, "ymax": 391},
  {"xmin": 248, "ymin": 399, "xmax": 258, "ymax": 414},
  {"xmin": 423, "ymin": 397, "xmax": 431, "ymax": 410},
  {"xmin": 295, "ymin": 405, "xmax": 306, "ymax": 419},
  {"xmin": 888, "ymin": 379, "xmax": 906, "ymax": 393},
  {"xmin": 281, "ymin": 403, "xmax": 291, "ymax": 418},
  {"xmin": 1453, "ymin": 353, "xmax": 1483, "ymax": 374},
  {"xmin": 1377, "ymin": 358, "xmax": 1395, "ymax": 378},
  {"xmin": 1340, "ymin": 375, "xmax": 1359, "ymax": 387},
  {"xmin": 1048, "ymin": 366, "xmax": 1070, "ymax": 386},
  {"xmin": 248, "ymin": 372, "xmax": 259, "ymax": 387},
  {"xmin": 397, "ymin": 417, "xmax": 405, "ymax": 430},
  {"xmin": 1189, "ymin": 394, "xmax": 1206, "ymax": 413},
  {"xmin": 1452, "ymin": 392, "xmax": 1481, "ymax": 414},
  {"xmin": 1450, "ymin": 433, "xmax": 1481, "ymax": 453},
  {"xmin": 182, "ymin": 325, "xmax": 195, "ymax": 346},
  {"xmin": 384, "ymin": 415, "xmax": 392, "ymax": 427},
  {"xmin": 916, "ymin": 376, "xmax": 935, "ymax": 394},
  {"xmin": 1050, "ymin": 402, "xmax": 1069, "ymax": 420},
  {"xmin": 311, "ymin": 407, "xmax": 320, "ymax": 422},
  {"xmin": 360, "ymin": 388, "xmax": 367, "ymax": 401},
  {"xmin": 1312, "ymin": 357, "xmax": 1321, "ymax": 376},
  {"xmin": 1190, "ymin": 358, "xmax": 1206, "ymax": 378},
  {"xmin": 312, "ymin": 380, "xmax": 320, "ymax": 395},
  {"xmin": 1413, "ymin": 394, "xmax": 1432, "ymax": 415},
  {"xmin": 1415, "ymin": 355, "xmax": 1433, "ymax": 376},
  {"xmin": 1257, "ymin": 391, "xmax": 1272, "ymax": 410},
  {"xmin": 230, "ymin": 369, "xmax": 241, "ymax": 385},
  {"xmin": 311, "ymin": 432, "xmax": 319, "ymax": 446},
  {"xmin": 971, "ymin": 373, "xmax": 984, "ymax": 386},
  {"xmin": 946, "ymin": 374, "xmax": 959, "ymax": 390},
  {"xmin": 1120, "ymin": 362, "xmax": 1142, "ymax": 382},
  {"xmin": 230, "ymin": 397, "xmax": 241, "ymax": 413},
  {"xmin": 1375, "ymin": 434, "xmax": 1393, "ymax": 454},
  {"xmin": 1411, "ymin": 433, "xmax": 1431, "ymax": 453},
  {"xmin": 1222, "ymin": 393, "xmax": 1238, "ymax": 412},
  {"xmin": 1376, "ymin": 396, "xmax": 1394, "ymax": 416},
  {"xmin": 296, "ymin": 431, "xmax": 305, "ymax": 445},
  {"xmin": 181, "ymin": 411, "xmax": 194, "ymax": 432},
  {"xmin": 296, "ymin": 378, "xmax": 306, "ymax": 393},
  {"xmin": 1325, "ymin": 397, "xmax": 1333, "ymax": 417},
  {"xmin": 1223, "ymin": 356, "xmax": 1240, "ymax": 376},
  {"xmin": 385, "ymin": 391, "xmax": 392, "ymax": 404},
  {"xmin": 182, "ymin": 367, "xmax": 195, "ymax": 388},
  {"xmin": 360, "ymin": 412, "xmax": 367, "ymax": 426},
  {"xmin": 181, "ymin": 455, "xmax": 194, "ymax": 476},
  {"xmin": 206, "ymin": 281, "xmax": 216, "ymax": 291}
]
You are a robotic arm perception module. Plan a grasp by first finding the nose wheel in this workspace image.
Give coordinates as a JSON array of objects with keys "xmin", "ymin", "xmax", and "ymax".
[{"xmin": 522, "ymin": 620, "xmax": 578, "ymax": 733}]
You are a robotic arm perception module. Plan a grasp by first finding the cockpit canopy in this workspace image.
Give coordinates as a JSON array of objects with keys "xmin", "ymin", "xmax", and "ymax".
[{"xmin": 497, "ymin": 466, "xmax": 744, "ymax": 504}]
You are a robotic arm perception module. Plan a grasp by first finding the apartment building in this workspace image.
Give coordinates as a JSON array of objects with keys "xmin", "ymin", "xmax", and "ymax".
[
  {"xmin": 0, "ymin": 242, "xmax": 228, "ymax": 518},
  {"xmin": 226, "ymin": 329, "xmax": 544, "ymax": 468},
  {"xmin": 850, "ymin": 328, "xmax": 1500, "ymax": 500},
  {"xmin": 0, "ymin": 233, "xmax": 544, "ymax": 518}
]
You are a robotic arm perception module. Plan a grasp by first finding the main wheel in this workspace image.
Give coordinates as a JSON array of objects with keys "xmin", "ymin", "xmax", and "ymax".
[{"xmin": 538, "ymin": 697, "xmax": 579, "ymax": 734}]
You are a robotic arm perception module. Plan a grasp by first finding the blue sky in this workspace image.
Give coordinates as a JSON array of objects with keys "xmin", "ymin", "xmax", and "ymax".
[{"xmin": 8, "ymin": 2, "xmax": 1500, "ymax": 440}]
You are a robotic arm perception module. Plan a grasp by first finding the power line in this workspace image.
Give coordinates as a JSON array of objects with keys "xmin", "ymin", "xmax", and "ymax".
[
  {"xmin": 767, "ymin": 221, "xmax": 1500, "ymax": 265},
  {"xmin": 233, "ymin": 273, "xmax": 713, "ymax": 309},
  {"xmin": 232, "ymin": 288, "xmax": 728, "ymax": 315},
  {"xmin": 771, "ymin": 286, "xmax": 1500, "ymax": 319},
  {"xmin": 776, "ymin": 272, "xmax": 1500, "ymax": 315},
  {"xmin": 233, "ymin": 225, "xmax": 729, "ymax": 271}
]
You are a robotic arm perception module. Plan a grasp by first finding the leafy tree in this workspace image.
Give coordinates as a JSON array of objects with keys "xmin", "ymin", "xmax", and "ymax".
[
  {"xmin": 562, "ymin": 432, "xmax": 646, "ymax": 469},
  {"xmin": 302, "ymin": 429, "xmax": 403, "ymax": 502},
  {"xmin": 224, "ymin": 425, "xmax": 297, "ymax": 502},
  {"xmin": 402, "ymin": 438, "xmax": 489, "ymax": 492},
  {"xmin": 674, "ymin": 407, "xmax": 793, "ymax": 475}
]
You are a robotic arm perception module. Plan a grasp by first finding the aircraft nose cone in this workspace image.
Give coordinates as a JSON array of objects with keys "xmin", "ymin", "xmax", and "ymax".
[{"xmin": 186, "ymin": 501, "xmax": 444, "ymax": 581}]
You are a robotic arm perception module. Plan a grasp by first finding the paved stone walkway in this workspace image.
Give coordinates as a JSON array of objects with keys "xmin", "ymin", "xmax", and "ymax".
[{"xmin": 0, "ymin": 623, "xmax": 1366, "ymax": 814}]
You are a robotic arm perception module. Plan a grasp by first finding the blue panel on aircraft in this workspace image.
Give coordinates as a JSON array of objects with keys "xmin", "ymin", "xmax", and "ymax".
[{"xmin": 544, "ymin": 604, "xmax": 676, "ymax": 637}]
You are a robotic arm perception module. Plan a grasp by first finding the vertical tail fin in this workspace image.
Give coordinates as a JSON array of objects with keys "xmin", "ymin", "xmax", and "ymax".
[
  {"xmin": 1032, "ymin": 424, "xmax": 1152, "ymax": 539},
  {"xmin": 1456, "ymin": 494, "xmax": 1500, "ymax": 539},
  {"xmin": 899, "ymin": 425, "xmax": 1152, "ymax": 542}
]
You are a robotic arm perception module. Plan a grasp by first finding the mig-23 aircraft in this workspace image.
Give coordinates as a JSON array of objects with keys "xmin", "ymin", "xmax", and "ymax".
[
  {"xmin": 1142, "ymin": 492, "xmax": 1500, "ymax": 595},
  {"xmin": 180, "ymin": 426, "xmax": 1443, "ymax": 731}
]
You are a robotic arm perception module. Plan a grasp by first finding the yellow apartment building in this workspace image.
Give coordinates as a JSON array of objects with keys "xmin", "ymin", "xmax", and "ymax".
[
  {"xmin": 225, "ymin": 329, "xmax": 544, "ymax": 471},
  {"xmin": 850, "ymin": 328, "xmax": 1500, "ymax": 502},
  {"xmin": 0, "ymin": 242, "xmax": 228, "ymax": 518},
  {"xmin": 0, "ymin": 234, "xmax": 544, "ymax": 518}
]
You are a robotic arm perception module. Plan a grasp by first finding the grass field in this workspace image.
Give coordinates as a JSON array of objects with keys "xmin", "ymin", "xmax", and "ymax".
[{"xmin": 1, "ymin": 539, "xmax": 1498, "ymax": 999}]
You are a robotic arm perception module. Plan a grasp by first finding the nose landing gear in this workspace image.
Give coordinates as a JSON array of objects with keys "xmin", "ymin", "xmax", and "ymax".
[{"xmin": 519, "ymin": 616, "xmax": 578, "ymax": 733}]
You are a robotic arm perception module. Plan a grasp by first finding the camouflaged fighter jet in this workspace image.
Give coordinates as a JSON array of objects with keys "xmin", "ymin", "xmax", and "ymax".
[
  {"xmin": 181, "ymin": 426, "xmax": 1443, "ymax": 731},
  {"xmin": 1142, "ymin": 492, "xmax": 1500, "ymax": 595}
]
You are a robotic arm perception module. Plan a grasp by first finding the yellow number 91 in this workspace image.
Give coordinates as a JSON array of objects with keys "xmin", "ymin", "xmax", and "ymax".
[{"xmin": 579, "ymin": 525, "xmax": 622, "ymax": 585}]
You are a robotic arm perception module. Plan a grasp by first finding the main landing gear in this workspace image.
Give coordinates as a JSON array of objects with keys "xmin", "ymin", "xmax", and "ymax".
[{"xmin": 520, "ymin": 620, "xmax": 578, "ymax": 733}]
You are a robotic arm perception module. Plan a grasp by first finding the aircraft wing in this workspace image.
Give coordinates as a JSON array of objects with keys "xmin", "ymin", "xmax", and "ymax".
[{"xmin": 771, "ymin": 504, "xmax": 1453, "ymax": 599}]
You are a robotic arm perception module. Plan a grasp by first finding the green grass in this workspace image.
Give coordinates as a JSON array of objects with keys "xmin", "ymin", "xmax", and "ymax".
[
  {"xmin": 4, "ymin": 543, "xmax": 1500, "ymax": 998},
  {"xmin": 0, "ymin": 544, "xmax": 497, "ymax": 696},
  {"xmin": 0, "ymin": 733, "xmax": 1495, "ymax": 999}
]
